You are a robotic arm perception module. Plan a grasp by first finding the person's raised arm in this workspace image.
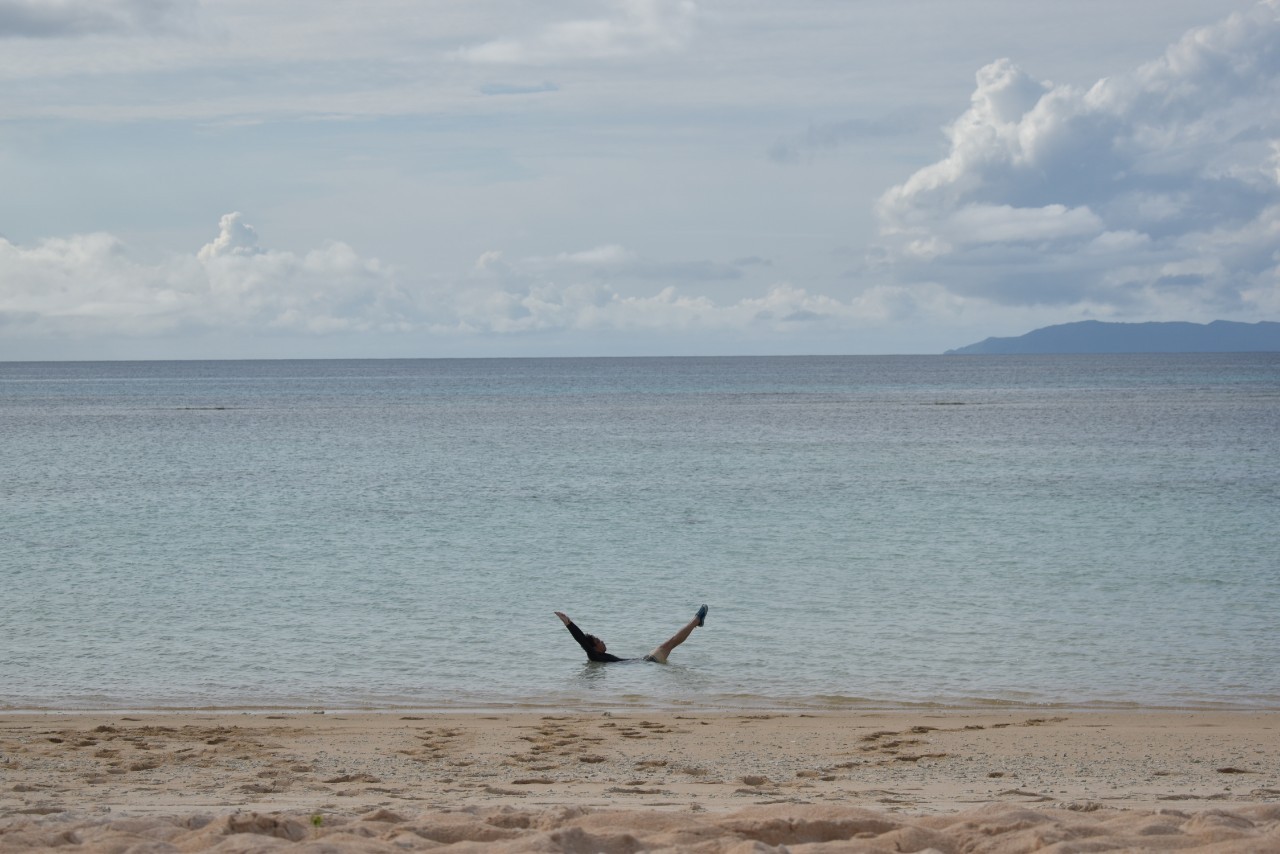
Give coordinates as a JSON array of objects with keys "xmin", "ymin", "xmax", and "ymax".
[{"xmin": 554, "ymin": 611, "xmax": 595, "ymax": 654}]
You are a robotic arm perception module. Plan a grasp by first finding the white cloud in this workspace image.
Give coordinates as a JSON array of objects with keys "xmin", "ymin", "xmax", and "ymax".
[
  {"xmin": 944, "ymin": 204, "xmax": 1104, "ymax": 246},
  {"xmin": 196, "ymin": 212, "xmax": 262, "ymax": 261},
  {"xmin": 459, "ymin": 0, "xmax": 697, "ymax": 65},
  {"xmin": 0, "ymin": 232, "xmax": 184, "ymax": 333},
  {"xmin": 16, "ymin": 212, "xmax": 1231, "ymax": 357},
  {"xmin": 473, "ymin": 249, "xmax": 510, "ymax": 275},
  {"xmin": 875, "ymin": 0, "xmax": 1280, "ymax": 319},
  {"xmin": 0, "ymin": 215, "xmax": 405, "ymax": 338},
  {"xmin": 0, "ymin": 215, "xmax": 969, "ymax": 352},
  {"xmin": 447, "ymin": 282, "xmax": 857, "ymax": 336}
]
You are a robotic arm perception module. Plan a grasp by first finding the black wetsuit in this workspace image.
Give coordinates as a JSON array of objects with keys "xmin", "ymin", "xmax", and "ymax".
[{"xmin": 563, "ymin": 618, "xmax": 630, "ymax": 662}]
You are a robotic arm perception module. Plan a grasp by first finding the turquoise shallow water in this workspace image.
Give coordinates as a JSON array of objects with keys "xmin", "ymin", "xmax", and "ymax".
[{"xmin": 2, "ymin": 354, "xmax": 1278, "ymax": 711}]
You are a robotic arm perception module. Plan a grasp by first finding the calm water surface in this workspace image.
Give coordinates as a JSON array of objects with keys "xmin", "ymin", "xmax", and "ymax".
[{"xmin": 3, "ymin": 355, "xmax": 1277, "ymax": 710}]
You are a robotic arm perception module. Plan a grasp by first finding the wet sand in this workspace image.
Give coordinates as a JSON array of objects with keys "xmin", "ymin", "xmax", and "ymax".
[{"xmin": 2, "ymin": 710, "xmax": 1278, "ymax": 851}]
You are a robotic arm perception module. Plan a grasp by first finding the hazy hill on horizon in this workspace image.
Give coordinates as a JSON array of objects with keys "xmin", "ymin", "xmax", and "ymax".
[{"xmin": 945, "ymin": 320, "xmax": 1280, "ymax": 355}]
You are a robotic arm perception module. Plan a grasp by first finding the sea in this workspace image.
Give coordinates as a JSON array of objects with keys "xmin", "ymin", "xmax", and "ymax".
[{"xmin": 2, "ymin": 354, "xmax": 1278, "ymax": 713}]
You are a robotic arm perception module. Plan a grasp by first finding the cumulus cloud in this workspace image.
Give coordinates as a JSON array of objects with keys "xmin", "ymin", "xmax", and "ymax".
[
  {"xmin": 459, "ymin": 0, "xmax": 697, "ymax": 65},
  {"xmin": 196, "ymin": 212, "xmax": 262, "ymax": 261},
  {"xmin": 0, "ymin": 0, "xmax": 193, "ymax": 38},
  {"xmin": 442, "ymin": 246, "xmax": 953, "ymax": 337},
  {"xmin": 0, "ymin": 214, "xmax": 406, "ymax": 339},
  {"xmin": 445, "ymin": 279, "xmax": 917, "ymax": 336},
  {"xmin": 875, "ymin": 0, "xmax": 1280, "ymax": 319},
  {"xmin": 0, "ymin": 216, "xmax": 945, "ymax": 351}
]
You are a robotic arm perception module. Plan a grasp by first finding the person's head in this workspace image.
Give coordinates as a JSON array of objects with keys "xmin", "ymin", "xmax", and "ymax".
[{"xmin": 585, "ymin": 634, "xmax": 606, "ymax": 653}]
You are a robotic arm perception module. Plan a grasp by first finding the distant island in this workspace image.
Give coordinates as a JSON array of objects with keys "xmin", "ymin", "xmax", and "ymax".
[{"xmin": 945, "ymin": 320, "xmax": 1280, "ymax": 355}]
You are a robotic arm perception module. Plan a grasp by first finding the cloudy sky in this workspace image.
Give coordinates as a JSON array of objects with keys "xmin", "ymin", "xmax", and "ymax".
[{"xmin": 1, "ymin": 0, "xmax": 1277, "ymax": 359}]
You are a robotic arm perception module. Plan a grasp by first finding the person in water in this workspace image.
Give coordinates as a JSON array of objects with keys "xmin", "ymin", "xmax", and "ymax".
[{"xmin": 554, "ymin": 605, "xmax": 709, "ymax": 663}]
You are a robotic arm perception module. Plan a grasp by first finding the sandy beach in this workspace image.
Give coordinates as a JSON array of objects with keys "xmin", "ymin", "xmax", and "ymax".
[{"xmin": 2, "ymin": 709, "xmax": 1278, "ymax": 851}]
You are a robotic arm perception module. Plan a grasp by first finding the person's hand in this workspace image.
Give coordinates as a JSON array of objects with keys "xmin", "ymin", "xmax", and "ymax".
[{"xmin": 554, "ymin": 611, "xmax": 570, "ymax": 625}]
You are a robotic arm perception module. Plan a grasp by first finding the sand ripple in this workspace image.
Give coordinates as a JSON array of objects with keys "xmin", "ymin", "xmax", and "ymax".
[{"xmin": 3, "ymin": 802, "xmax": 1280, "ymax": 852}]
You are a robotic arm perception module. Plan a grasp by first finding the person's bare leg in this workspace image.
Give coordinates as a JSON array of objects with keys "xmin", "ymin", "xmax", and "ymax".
[{"xmin": 647, "ymin": 605, "xmax": 708, "ymax": 663}]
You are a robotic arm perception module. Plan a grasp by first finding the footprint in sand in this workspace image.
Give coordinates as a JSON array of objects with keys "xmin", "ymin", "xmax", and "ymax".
[{"xmin": 403, "ymin": 727, "xmax": 466, "ymax": 762}]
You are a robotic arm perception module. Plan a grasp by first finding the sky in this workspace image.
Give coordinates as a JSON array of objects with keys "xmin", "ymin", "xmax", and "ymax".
[{"xmin": 1, "ymin": 0, "xmax": 1278, "ymax": 359}]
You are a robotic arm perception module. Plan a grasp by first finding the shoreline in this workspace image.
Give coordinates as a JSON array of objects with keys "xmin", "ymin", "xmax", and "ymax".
[
  {"xmin": 6, "ymin": 697, "xmax": 1280, "ymax": 716},
  {"xmin": 4, "ymin": 709, "xmax": 1278, "ymax": 850}
]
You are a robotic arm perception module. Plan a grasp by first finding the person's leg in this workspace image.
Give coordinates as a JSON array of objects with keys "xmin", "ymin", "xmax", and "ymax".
[{"xmin": 646, "ymin": 605, "xmax": 708, "ymax": 663}]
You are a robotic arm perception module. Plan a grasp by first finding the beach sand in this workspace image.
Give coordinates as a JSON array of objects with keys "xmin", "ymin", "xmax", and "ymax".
[{"xmin": 2, "ymin": 710, "xmax": 1278, "ymax": 851}]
